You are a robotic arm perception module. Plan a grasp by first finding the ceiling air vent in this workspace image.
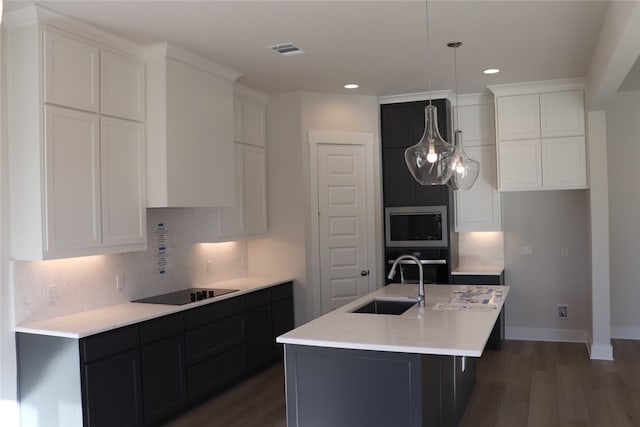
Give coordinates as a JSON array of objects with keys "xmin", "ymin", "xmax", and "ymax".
[{"xmin": 268, "ymin": 42, "xmax": 304, "ymax": 56}]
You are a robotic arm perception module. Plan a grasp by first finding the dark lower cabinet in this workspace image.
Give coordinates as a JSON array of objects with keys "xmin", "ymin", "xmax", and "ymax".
[
  {"xmin": 283, "ymin": 345, "xmax": 476, "ymax": 427},
  {"xmin": 139, "ymin": 313, "xmax": 187, "ymax": 425},
  {"xmin": 81, "ymin": 326, "xmax": 143, "ymax": 427},
  {"xmin": 16, "ymin": 281, "xmax": 295, "ymax": 427},
  {"xmin": 83, "ymin": 349, "xmax": 144, "ymax": 427}
]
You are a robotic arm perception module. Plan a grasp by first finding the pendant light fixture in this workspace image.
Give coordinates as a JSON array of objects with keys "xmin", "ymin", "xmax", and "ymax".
[
  {"xmin": 447, "ymin": 41, "xmax": 479, "ymax": 191},
  {"xmin": 404, "ymin": 1, "xmax": 456, "ymax": 186}
]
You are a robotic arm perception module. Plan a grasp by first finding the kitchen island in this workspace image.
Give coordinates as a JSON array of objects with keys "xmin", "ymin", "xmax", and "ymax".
[{"xmin": 277, "ymin": 284, "xmax": 508, "ymax": 427}]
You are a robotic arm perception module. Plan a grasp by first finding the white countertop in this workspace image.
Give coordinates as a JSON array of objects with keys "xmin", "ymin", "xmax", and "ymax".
[
  {"xmin": 451, "ymin": 266, "xmax": 504, "ymax": 276},
  {"xmin": 277, "ymin": 284, "xmax": 508, "ymax": 357},
  {"xmin": 15, "ymin": 276, "xmax": 294, "ymax": 339}
]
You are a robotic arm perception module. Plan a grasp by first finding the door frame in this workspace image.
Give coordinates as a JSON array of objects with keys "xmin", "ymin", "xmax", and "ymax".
[{"xmin": 308, "ymin": 130, "xmax": 379, "ymax": 318}]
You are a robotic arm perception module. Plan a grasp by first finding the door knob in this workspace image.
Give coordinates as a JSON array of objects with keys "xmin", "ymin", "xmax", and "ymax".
[{"xmin": 360, "ymin": 270, "xmax": 369, "ymax": 276}]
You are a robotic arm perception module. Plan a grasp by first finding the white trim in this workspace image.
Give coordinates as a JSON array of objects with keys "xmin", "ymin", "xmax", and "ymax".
[
  {"xmin": 235, "ymin": 83, "xmax": 269, "ymax": 105},
  {"xmin": 307, "ymin": 130, "xmax": 377, "ymax": 319},
  {"xmin": 487, "ymin": 78, "xmax": 586, "ymax": 97},
  {"xmin": 3, "ymin": 4, "xmax": 146, "ymax": 57},
  {"xmin": 455, "ymin": 92, "xmax": 494, "ymax": 106},
  {"xmin": 589, "ymin": 343, "xmax": 614, "ymax": 361},
  {"xmin": 611, "ymin": 326, "xmax": 640, "ymax": 340},
  {"xmin": 143, "ymin": 42, "xmax": 241, "ymax": 82},
  {"xmin": 505, "ymin": 326, "xmax": 588, "ymax": 343},
  {"xmin": 379, "ymin": 90, "xmax": 455, "ymax": 105}
]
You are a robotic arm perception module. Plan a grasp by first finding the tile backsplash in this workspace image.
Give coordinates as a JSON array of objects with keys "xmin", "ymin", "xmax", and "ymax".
[
  {"xmin": 13, "ymin": 208, "xmax": 247, "ymax": 324},
  {"xmin": 457, "ymin": 231, "xmax": 504, "ymax": 269}
]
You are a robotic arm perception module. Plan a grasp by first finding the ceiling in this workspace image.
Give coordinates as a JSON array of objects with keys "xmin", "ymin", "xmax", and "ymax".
[{"xmin": 6, "ymin": 0, "xmax": 635, "ymax": 97}]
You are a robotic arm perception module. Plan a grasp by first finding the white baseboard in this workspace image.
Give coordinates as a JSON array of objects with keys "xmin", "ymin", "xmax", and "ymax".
[
  {"xmin": 611, "ymin": 326, "xmax": 640, "ymax": 340},
  {"xmin": 505, "ymin": 326, "xmax": 588, "ymax": 343},
  {"xmin": 589, "ymin": 343, "xmax": 614, "ymax": 360}
]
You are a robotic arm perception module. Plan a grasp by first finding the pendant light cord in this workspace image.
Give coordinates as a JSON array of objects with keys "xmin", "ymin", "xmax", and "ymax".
[
  {"xmin": 425, "ymin": 0, "xmax": 432, "ymax": 106},
  {"xmin": 454, "ymin": 45, "xmax": 459, "ymax": 130}
]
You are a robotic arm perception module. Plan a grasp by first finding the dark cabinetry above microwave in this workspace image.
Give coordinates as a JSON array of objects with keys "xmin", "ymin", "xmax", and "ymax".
[{"xmin": 381, "ymin": 99, "xmax": 452, "ymax": 207}]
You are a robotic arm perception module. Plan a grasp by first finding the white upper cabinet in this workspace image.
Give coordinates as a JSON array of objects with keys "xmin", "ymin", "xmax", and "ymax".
[
  {"xmin": 496, "ymin": 94, "xmax": 540, "ymax": 140},
  {"xmin": 5, "ymin": 6, "xmax": 147, "ymax": 260},
  {"xmin": 194, "ymin": 84, "xmax": 268, "ymax": 242},
  {"xmin": 100, "ymin": 117, "xmax": 146, "ymax": 246},
  {"xmin": 454, "ymin": 96, "xmax": 502, "ymax": 232},
  {"xmin": 43, "ymin": 28, "xmax": 99, "ymax": 112},
  {"xmin": 146, "ymin": 44, "xmax": 240, "ymax": 208},
  {"xmin": 540, "ymin": 91, "xmax": 585, "ymax": 138},
  {"xmin": 489, "ymin": 80, "xmax": 587, "ymax": 192},
  {"xmin": 100, "ymin": 49, "xmax": 145, "ymax": 122},
  {"xmin": 43, "ymin": 105, "xmax": 102, "ymax": 254}
]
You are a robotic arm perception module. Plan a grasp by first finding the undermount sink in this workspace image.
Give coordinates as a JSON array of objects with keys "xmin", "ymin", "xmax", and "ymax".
[{"xmin": 350, "ymin": 298, "xmax": 417, "ymax": 315}]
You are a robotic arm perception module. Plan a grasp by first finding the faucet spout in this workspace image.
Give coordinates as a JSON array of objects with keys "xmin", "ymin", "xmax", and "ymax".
[{"xmin": 388, "ymin": 255, "xmax": 425, "ymax": 307}]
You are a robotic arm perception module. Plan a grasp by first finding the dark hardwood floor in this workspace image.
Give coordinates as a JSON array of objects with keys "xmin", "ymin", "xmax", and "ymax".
[{"xmin": 166, "ymin": 340, "xmax": 640, "ymax": 427}]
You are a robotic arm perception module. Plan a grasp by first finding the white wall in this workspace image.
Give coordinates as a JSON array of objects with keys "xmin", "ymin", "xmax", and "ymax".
[
  {"xmin": 249, "ymin": 91, "xmax": 381, "ymax": 324},
  {"xmin": 606, "ymin": 90, "xmax": 640, "ymax": 339},
  {"xmin": 1, "ymin": 17, "xmax": 20, "ymax": 425},
  {"xmin": 502, "ymin": 190, "xmax": 591, "ymax": 342}
]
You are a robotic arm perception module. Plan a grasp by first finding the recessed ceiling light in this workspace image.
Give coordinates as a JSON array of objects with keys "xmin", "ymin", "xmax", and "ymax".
[
  {"xmin": 483, "ymin": 68, "xmax": 500, "ymax": 75},
  {"xmin": 344, "ymin": 84, "xmax": 359, "ymax": 89}
]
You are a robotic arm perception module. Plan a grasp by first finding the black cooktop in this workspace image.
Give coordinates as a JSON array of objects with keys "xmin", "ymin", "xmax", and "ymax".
[{"xmin": 132, "ymin": 288, "xmax": 238, "ymax": 305}]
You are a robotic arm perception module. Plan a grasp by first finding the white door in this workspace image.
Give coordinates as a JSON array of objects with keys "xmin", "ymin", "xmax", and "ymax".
[{"xmin": 316, "ymin": 143, "xmax": 373, "ymax": 314}]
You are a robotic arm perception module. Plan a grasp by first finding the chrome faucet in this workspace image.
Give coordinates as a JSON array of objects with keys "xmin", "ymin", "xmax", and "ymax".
[{"xmin": 387, "ymin": 255, "xmax": 425, "ymax": 307}]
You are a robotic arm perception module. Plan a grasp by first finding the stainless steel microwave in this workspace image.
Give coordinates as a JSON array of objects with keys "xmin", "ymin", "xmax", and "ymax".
[{"xmin": 385, "ymin": 206, "xmax": 448, "ymax": 247}]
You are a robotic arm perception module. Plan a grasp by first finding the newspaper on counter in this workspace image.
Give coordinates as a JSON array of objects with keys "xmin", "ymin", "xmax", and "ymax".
[{"xmin": 432, "ymin": 286, "xmax": 504, "ymax": 312}]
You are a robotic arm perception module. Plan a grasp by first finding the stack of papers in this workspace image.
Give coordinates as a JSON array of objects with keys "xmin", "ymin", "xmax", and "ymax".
[{"xmin": 432, "ymin": 286, "xmax": 504, "ymax": 312}]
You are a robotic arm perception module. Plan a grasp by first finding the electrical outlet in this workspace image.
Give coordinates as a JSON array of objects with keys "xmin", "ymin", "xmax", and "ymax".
[
  {"xmin": 116, "ymin": 274, "xmax": 125, "ymax": 290},
  {"xmin": 558, "ymin": 304, "xmax": 568, "ymax": 319},
  {"xmin": 561, "ymin": 247, "xmax": 569, "ymax": 257},
  {"xmin": 46, "ymin": 285, "xmax": 57, "ymax": 304},
  {"xmin": 522, "ymin": 246, "xmax": 533, "ymax": 256},
  {"xmin": 207, "ymin": 260, "xmax": 214, "ymax": 274}
]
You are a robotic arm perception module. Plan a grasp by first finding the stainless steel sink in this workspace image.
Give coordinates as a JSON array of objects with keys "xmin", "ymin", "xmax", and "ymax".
[{"xmin": 350, "ymin": 299, "xmax": 416, "ymax": 315}]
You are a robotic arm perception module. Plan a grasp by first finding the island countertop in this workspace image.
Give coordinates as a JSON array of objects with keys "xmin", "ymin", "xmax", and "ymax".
[{"xmin": 277, "ymin": 283, "xmax": 508, "ymax": 357}]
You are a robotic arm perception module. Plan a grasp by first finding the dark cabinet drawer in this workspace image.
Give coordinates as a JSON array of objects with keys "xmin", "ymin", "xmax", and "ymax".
[
  {"xmin": 245, "ymin": 287, "xmax": 271, "ymax": 309},
  {"xmin": 246, "ymin": 304, "xmax": 273, "ymax": 370},
  {"xmin": 184, "ymin": 296, "xmax": 244, "ymax": 330},
  {"xmin": 186, "ymin": 345, "xmax": 246, "ymax": 399},
  {"xmin": 185, "ymin": 314, "xmax": 245, "ymax": 365},
  {"xmin": 140, "ymin": 313, "xmax": 184, "ymax": 344},
  {"xmin": 271, "ymin": 281, "xmax": 293, "ymax": 301},
  {"xmin": 81, "ymin": 326, "xmax": 139, "ymax": 363}
]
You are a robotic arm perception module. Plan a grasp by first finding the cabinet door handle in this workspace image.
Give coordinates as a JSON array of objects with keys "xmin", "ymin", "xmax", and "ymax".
[{"xmin": 360, "ymin": 270, "xmax": 369, "ymax": 276}]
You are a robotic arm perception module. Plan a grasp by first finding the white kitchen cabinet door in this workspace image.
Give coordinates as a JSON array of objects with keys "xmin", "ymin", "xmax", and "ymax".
[
  {"xmin": 234, "ymin": 96, "xmax": 266, "ymax": 147},
  {"xmin": 219, "ymin": 143, "xmax": 244, "ymax": 239},
  {"xmin": 44, "ymin": 105, "xmax": 101, "ymax": 255},
  {"xmin": 496, "ymin": 94, "xmax": 540, "ymax": 141},
  {"xmin": 541, "ymin": 136, "xmax": 587, "ymax": 189},
  {"xmin": 455, "ymin": 145, "xmax": 501, "ymax": 231},
  {"xmin": 100, "ymin": 50, "xmax": 145, "ymax": 122},
  {"xmin": 159, "ymin": 57, "xmax": 235, "ymax": 207},
  {"xmin": 540, "ymin": 91, "xmax": 585, "ymax": 138},
  {"xmin": 233, "ymin": 97, "xmax": 244, "ymax": 143},
  {"xmin": 243, "ymin": 145, "xmax": 267, "ymax": 235},
  {"xmin": 457, "ymin": 104, "xmax": 495, "ymax": 146},
  {"xmin": 497, "ymin": 139, "xmax": 542, "ymax": 191},
  {"xmin": 242, "ymin": 99, "xmax": 266, "ymax": 147},
  {"xmin": 43, "ymin": 28, "xmax": 99, "ymax": 113},
  {"xmin": 101, "ymin": 117, "xmax": 147, "ymax": 248}
]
